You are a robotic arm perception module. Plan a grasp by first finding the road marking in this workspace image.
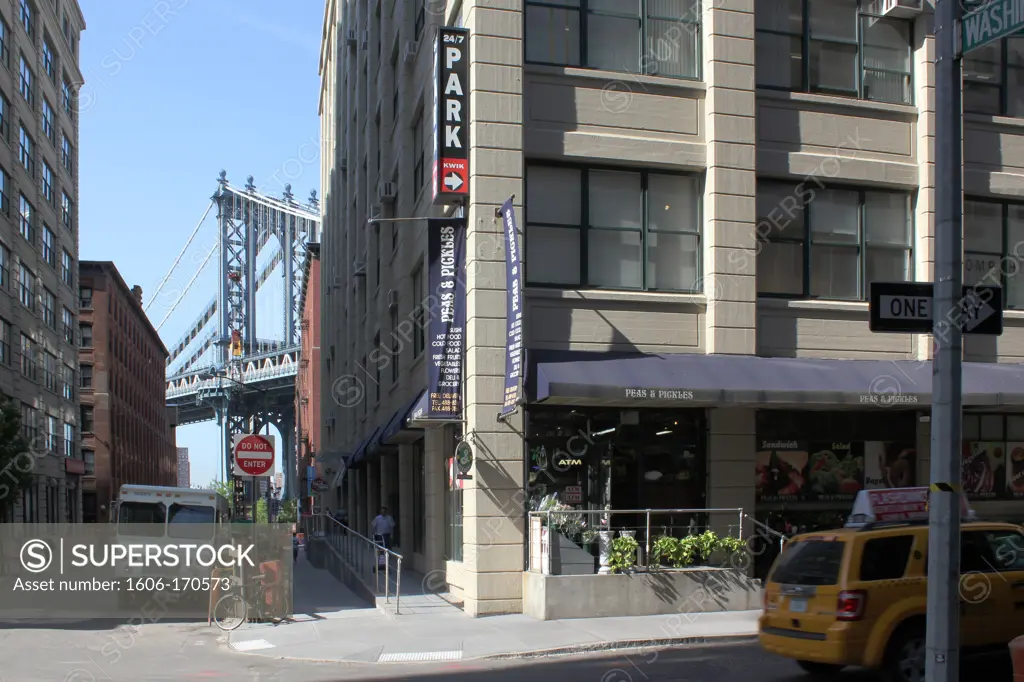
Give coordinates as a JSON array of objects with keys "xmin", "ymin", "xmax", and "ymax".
[
  {"xmin": 231, "ymin": 639, "xmax": 276, "ymax": 652},
  {"xmin": 378, "ymin": 651, "xmax": 463, "ymax": 662}
]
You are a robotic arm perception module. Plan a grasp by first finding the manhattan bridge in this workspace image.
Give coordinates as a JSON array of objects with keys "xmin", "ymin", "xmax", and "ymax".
[{"xmin": 157, "ymin": 171, "xmax": 319, "ymax": 505}]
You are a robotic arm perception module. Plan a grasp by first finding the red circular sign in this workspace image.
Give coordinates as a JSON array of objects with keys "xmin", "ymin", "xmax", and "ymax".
[{"xmin": 234, "ymin": 434, "xmax": 275, "ymax": 476}]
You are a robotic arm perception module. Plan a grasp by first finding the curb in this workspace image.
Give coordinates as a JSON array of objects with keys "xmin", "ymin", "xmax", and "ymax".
[{"xmin": 483, "ymin": 634, "xmax": 759, "ymax": 660}]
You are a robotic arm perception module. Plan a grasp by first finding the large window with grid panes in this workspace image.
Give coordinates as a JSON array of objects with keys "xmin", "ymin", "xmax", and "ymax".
[
  {"xmin": 964, "ymin": 37, "xmax": 1024, "ymax": 117},
  {"xmin": 526, "ymin": 163, "xmax": 702, "ymax": 291},
  {"xmin": 755, "ymin": 0, "xmax": 913, "ymax": 105},
  {"xmin": 964, "ymin": 198, "xmax": 1024, "ymax": 309},
  {"xmin": 756, "ymin": 180, "xmax": 914, "ymax": 300}
]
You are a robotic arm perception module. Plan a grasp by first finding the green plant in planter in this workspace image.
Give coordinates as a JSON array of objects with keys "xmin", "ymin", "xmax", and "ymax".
[
  {"xmin": 679, "ymin": 530, "xmax": 720, "ymax": 565},
  {"xmin": 608, "ymin": 534, "xmax": 639, "ymax": 573},
  {"xmin": 717, "ymin": 536, "xmax": 746, "ymax": 554},
  {"xmin": 651, "ymin": 535, "xmax": 695, "ymax": 568}
]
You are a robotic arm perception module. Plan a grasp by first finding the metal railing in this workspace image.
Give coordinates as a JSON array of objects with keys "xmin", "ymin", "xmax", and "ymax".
[
  {"xmin": 528, "ymin": 507, "xmax": 745, "ymax": 575},
  {"xmin": 303, "ymin": 513, "xmax": 403, "ymax": 613}
]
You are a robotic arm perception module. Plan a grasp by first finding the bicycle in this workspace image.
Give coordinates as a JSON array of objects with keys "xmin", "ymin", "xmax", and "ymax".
[{"xmin": 212, "ymin": 573, "xmax": 275, "ymax": 631}]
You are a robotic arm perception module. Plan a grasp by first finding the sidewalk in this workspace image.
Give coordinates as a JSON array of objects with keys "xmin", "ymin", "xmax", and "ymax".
[{"xmin": 226, "ymin": 558, "xmax": 760, "ymax": 664}]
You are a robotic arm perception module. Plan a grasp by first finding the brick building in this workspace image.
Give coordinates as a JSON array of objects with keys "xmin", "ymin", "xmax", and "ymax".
[
  {"xmin": 295, "ymin": 241, "xmax": 321, "ymax": 507},
  {"xmin": 78, "ymin": 261, "xmax": 175, "ymax": 522}
]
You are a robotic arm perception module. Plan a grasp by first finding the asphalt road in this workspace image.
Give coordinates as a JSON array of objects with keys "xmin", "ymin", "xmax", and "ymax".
[{"xmin": 0, "ymin": 619, "xmax": 1014, "ymax": 682}]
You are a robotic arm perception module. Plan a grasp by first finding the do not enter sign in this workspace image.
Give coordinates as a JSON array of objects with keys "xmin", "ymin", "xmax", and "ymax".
[{"xmin": 232, "ymin": 433, "xmax": 275, "ymax": 477}]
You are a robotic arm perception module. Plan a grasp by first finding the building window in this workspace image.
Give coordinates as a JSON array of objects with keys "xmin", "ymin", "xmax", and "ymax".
[
  {"xmin": 21, "ymin": 403, "xmax": 36, "ymax": 443},
  {"xmin": 62, "ymin": 11, "xmax": 68, "ymax": 42},
  {"xmin": 0, "ymin": 318, "xmax": 9, "ymax": 366},
  {"xmin": 964, "ymin": 38, "xmax": 1024, "ymax": 117},
  {"xmin": 18, "ymin": 54, "xmax": 31, "ymax": 105},
  {"xmin": 61, "ymin": 133, "xmax": 72, "ymax": 172},
  {"xmin": 390, "ymin": 307, "xmax": 400, "ymax": 384},
  {"xmin": 415, "ymin": 1, "xmax": 425, "ymax": 39},
  {"xmin": 391, "ymin": 50, "xmax": 400, "ymax": 123},
  {"xmin": 79, "ymin": 286, "xmax": 91, "ymax": 308},
  {"xmin": 61, "ymin": 363, "xmax": 73, "ymax": 400},
  {"xmin": 373, "ymin": 332, "xmax": 381, "ymax": 402},
  {"xmin": 963, "ymin": 198, "xmax": 1024, "ymax": 309},
  {"xmin": 20, "ymin": 333, "xmax": 33, "ymax": 378},
  {"xmin": 755, "ymin": 0, "xmax": 913, "ymax": 105},
  {"xmin": 525, "ymin": 0, "xmax": 701, "ymax": 79},
  {"xmin": 80, "ymin": 363, "xmax": 91, "ymax": 389},
  {"xmin": 41, "ymin": 224, "xmax": 54, "ymax": 266},
  {"xmin": 20, "ymin": 0, "xmax": 32, "ymax": 37},
  {"xmin": 526, "ymin": 164, "xmax": 702, "ymax": 291},
  {"xmin": 82, "ymin": 448, "xmax": 94, "ymax": 474},
  {"xmin": 43, "ymin": 351, "xmax": 55, "ymax": 392},
  {"xmin": 18, "ymin": 263, "xmax": 33, "ymax": 309},
  {"xmin": 60, "ymin": 248, "xmax": 72, "ymax": 286},
  {"xmin": 42, "ymin": 164, "xmax": 54, "ymax": 208},
  {"xmin": 19, "ymin": 194, "xmax": 32, "ymax": 243},
  {"xmin": 756, "ymin": 181, "xmax": 914, "ymax": 300},
  {"xmin": 79, "ymin": 322, "xmax": 91, "ymax": 346},
  {"xmin": 374, "ymin": 224, "xmax": 381, "ymax": 288},
  {"xmin": 61, "ymin": 306, "xmax": 73, "ymax": 343},
  {"xmin": 19, "ymin": 127, "xmax": 33, "ymax": 176},
  {"xmin": 42, "ymin": 99, "xmax": 54, "ymax": 144},
  {"xmin": 0, "ymin": 18, "xmax": 8, "ymax": 66},
  {"xmin": 80, "ymin": 405, "xmax": 92, "ymax": 433},
  {"xmin": 61, "ymin": 191, "xmax": 72, "ymax": 229},
  {"xmin": 42, "ymin": 287, "xmax": 54, "ymax": 328},
  {"xmin": 0, "ymin": 243, "xmax": 8, "ymax": 289},
  {"xmin": 63, "ymin": 422, "xmax": 74, "ymax": 458},
  {"xmin": 62, "ymin": 75, "xmax": 72, "ymax": 115},
  {"xmin": 412, "ymin": 265, "xmax": 425, "ymax": 357},
  {"xmin": 412, "ymin": 111, "xmax": 424, "ymax": 195},
  {"xmin": 0, "ymin": 92, "xmax": 9, "ymax": 142},
  {"xmin": 42, "ymin": 36, "xmax": 54, "ymax": 81},
  {"xmin": 413, "ymin": 439, "xmax": 425, "ymax": 553}
]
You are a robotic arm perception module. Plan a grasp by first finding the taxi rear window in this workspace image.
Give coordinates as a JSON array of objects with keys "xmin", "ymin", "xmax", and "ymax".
[{"xmin": 771, "ymin": 539, "xmax": 846, "ymax": 586}]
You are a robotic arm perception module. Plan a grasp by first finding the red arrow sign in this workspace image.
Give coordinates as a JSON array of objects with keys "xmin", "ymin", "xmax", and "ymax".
[{"xmin": 233, "ymin": 434, "xmax": 275, "ymax": 477}]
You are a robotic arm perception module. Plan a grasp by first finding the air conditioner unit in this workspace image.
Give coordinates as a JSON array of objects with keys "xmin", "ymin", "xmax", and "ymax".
[
  {"xmin": 370, "ymin": 203, "xmax": 383, "ymax": 218},
  {"xmin": 326, "ymin": 417, "xmax": 336, "ymax": 427},
  {"xmin": 333, "ymin": 276, "xmax": 344, "ymax": 288},
  {"xmin": 346, "ymin": 30, "xmax": 357, "ymax": 48},
  {"xmin": 877, "ymin": 0, "xmax": 922, "ymax": 17},
  {"xmin": 378, "ymin": 182, "xmax": 397, "ymax": 203},
  {"xmin": 353, "ymin": 260, "xmax": 367, "ymax": 277},
  {"xmin": 403, "ymin": 41, "xmax": 418, "ymax": 65},
  {"xmin": 387, "ymin": 289, "xmax": 399, "ymax": 309},
  {"xmin": 361, "ymin": 30, "xmax": 369, "ymax": 50},
  {"xmin": 339, "ymin": 159, "xmax": 348, "ymax": 172}
]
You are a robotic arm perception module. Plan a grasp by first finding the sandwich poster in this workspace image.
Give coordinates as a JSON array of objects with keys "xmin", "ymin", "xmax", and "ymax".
[
  {"xmin": 864, "ymin": 442, "xmax": 916, "ymax": 489},
  {"xmin": 756, "ymin": 441, "xmax": 808, "ymax": 502},
  {"xmin": 961, "ymin": 442, "xmax": 1005, "ymax": 499}
]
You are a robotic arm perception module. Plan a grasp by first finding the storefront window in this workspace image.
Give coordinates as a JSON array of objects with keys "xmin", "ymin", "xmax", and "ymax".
[
  {"xmin": 445, "ymin": 426, "xmax": 464, "ymax": 562},
  {"xmin": 964, "ymin": 413, "xmax": 1024, "ymax": 501},
  {"xmin": 526, "ymin": 407, "xmax": 707, "ymax": 539}
]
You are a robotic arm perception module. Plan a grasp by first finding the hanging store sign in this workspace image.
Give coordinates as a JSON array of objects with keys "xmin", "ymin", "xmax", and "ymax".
[
  {"xmin": 432, "ymin": 26, "xmax": 470, "ymax": 204},
  {"xmin": 499, "ymin": 197, "xmax": 523, "ymax": 415},
  {"xmin": 426, "ymin": 218, "xmax": 467, "ymax": 420},
  {"xmin": 455, "ymin": 440, "xmax": 474, "ymax": 479}
]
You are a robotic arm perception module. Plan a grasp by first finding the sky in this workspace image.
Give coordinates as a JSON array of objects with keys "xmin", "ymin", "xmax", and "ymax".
[{"xmin": 77, "ymin": 0, "xmax": 323, "ymax": 489}]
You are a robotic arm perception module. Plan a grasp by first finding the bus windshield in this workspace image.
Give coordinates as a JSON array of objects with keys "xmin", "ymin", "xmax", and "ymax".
[
  {"xmin": 167, "ymin": 503, "xmax": 216, "ymax": 540},
  {"xmin": 117, "ymin": 502, "xmax": 167, "ymax": 537}
]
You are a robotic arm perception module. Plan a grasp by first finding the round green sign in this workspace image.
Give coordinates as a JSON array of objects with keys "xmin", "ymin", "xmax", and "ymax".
[{"xmin": 455, "ymin": 440, "xmax": 474, "ymax": 475}]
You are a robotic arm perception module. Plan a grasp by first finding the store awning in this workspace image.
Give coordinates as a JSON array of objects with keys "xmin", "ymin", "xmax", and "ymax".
[
  {"xmin": 348, "ymin": 426, "xmax": 383, "ymax": 467},
  {"xmin": 405, "ymin": 389, "xmax": 459, "ymax": 427},
  {"xmin": 529, "ymin": 351, "xmax": 1024, "ymax": 407},
  {"xmin": 380, "ymin": 393, "xmax": 424, "ymax": 445}
]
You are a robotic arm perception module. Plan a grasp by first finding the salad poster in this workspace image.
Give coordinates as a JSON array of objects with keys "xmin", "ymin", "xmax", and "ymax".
[{"xmin": 806, "ymin": 442, "xmax": 864, "ymax": 500}]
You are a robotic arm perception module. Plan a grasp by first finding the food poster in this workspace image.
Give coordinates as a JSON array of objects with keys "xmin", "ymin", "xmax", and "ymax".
[
  {"xmin": 961, "ymin": 442, "xmax": 1005, "ymax": 499},
  {"xmin": 863, "ymin": 442, "xmax": 916, "ymax": 489},
  {"xmin": 756, "ymin": 441, "xmax": 808, "ymax": 502},
  {"xmin": 1007, "ymin": 443, "xmax": 1024, "ymax": 498},
  {"xmin": 806, "ymin": 442, "xmax": 864, "ymax": 501}
]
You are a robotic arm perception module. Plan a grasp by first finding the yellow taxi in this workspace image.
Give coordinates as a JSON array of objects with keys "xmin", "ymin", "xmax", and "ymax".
[{"xmin": 759, "ymin": 487, "xmax": 1024, "ymax": 682}]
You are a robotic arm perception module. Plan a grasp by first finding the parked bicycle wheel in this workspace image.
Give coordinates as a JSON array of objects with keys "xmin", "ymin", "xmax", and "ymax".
[{"xmin": 213, "ymin": 593, "xmax": 247, "ymax": 631}]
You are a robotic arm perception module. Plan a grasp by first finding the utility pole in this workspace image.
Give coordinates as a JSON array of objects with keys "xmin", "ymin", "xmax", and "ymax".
[{"xmin": 928, "ymin": 1, "xmax": 963, "ymax": 680}]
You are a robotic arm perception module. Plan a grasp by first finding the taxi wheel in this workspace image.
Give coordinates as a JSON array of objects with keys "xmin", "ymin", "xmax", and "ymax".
[
  {"xmin": 796, "ymin": 660, "xmax": 845, "ymax": 676},
  {"xmin": 882, "ymin": 623, "xmax": 926, "ymax": 682}
]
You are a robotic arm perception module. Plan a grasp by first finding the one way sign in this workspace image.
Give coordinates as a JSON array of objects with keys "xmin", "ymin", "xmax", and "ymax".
[{"xmin": 869, "ymin": 281, "xmax": 1004, "ymax": 335}]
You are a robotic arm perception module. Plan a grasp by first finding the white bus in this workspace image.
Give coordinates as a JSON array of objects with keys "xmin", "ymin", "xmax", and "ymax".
[{"xmin": 114, "ymin": 484, "xmax": 230, "ymax": 538}]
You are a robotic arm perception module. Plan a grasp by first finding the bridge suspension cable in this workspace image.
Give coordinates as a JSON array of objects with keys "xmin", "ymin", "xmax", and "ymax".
[
  {"xmin": 155, "ymin": 241, "xmax": 217, "ymax": 332},
  {"xmin": 146, "ymin": 200, "xmax": 215, "ymax": 312}
]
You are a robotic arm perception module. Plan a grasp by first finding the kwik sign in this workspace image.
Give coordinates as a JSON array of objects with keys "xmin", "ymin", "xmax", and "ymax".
[{"xmin": 432, "ymin": 26, "xmax": 470, "ymax": 204}]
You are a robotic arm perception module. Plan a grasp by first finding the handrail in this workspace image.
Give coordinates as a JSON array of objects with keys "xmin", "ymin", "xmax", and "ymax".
[
  {"xmin": 743, "ymin": 513, "xmax": 788, "ymax": 551},
  {"xmin": 308, "ymin": 513, "xmax": 403, "ymax": 613}
]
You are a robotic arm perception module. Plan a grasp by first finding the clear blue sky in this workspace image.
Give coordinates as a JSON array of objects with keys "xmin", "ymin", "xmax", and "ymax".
[{"xmin": 78, "ymin": 1, "xmax": 323, "ymax": 488}]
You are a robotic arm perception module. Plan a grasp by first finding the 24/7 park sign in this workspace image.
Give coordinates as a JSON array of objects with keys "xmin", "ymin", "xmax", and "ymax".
[{"xmin": 432, "ymin": 26, "xmax": 470, "ymax": 204}]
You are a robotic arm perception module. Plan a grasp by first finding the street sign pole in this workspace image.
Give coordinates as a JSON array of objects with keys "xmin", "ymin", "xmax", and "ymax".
[{"xmin": 929, "ymin": 0, "xmax": 963, "ymax": 680}]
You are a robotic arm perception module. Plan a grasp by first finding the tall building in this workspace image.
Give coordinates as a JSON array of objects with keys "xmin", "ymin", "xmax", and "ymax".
[
  {"xmin": 295, "ymin": 240, "xmax": 321, "ymax": 505},
  {"xmin": 0, "ymin": 1, "xmax": 86, "ymax": 523},
  {"xmin": 78, "ymin": 262, "xmax": 176, "ymax": 522},
  {"xmin": 320, "ymin": 1, "xmax": 1024, "ymax": 617},
  {"xmin": 176, "ymin": 446, "xmax": 189, "ymax": 488}
]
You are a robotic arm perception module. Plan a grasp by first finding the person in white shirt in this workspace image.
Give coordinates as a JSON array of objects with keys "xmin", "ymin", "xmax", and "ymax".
[{"xmin": 371, "ymin": 506, "xmax": 395, "ymax": 549}]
